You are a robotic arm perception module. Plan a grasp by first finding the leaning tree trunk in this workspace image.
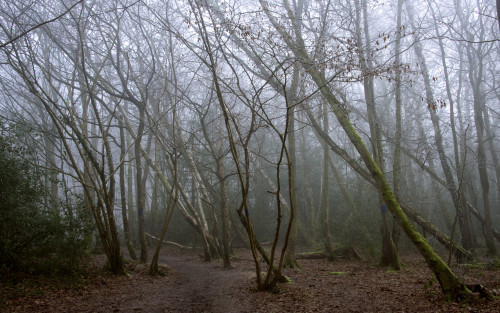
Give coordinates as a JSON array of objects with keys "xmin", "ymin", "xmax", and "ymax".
[
  {"xmin": 305, "ymin": 101, "xmax": 472, "ymax": 261},
  {"xmin": 259, "ymin": 0, "xmax": 471, "ymax": 300}
]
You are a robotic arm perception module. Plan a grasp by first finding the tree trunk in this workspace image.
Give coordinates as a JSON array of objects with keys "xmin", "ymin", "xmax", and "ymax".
[
  {"xmin": 119, "ymin": 118, "xmax": 137, "ymax": 260},
  {"xmin": 391, "ymin": 0, "xmax": 404, "ymax": 248},
  {"xmin": 298, "ymin": 111, "xmax": 318, "ymax": 233},
  {"xmin": 150, "ymin": 154, "xmax": 177, "ymax": 275},
  {"xmin": 468, "ymin": 59, "xmax": 496, "ymax": 256},
  {"xmin": 282, "ymin": 64, "xmax": 301, "ymax": 269},
  {"xmin": 304, "ymin": 101, "xmax": 470, "ymax": 261},
  {"xmin": 259, "ymin": 0, "xmax": 471, "ymax": 299},
  {"xmin": 459, "ymin": 3, "xmax": 497, "ymax": 255},
  {"xmin": 126, "ymin": 116, "xmax": 136, "ymax": 248},
  {"xmin": 217, "ymin": 155, "xmax": 232, "ymax": 268},
  {"xmin": 321, "ymin": 101, "xmax": 335, "ymax": 260},
  {"xmin": 135, "ymin": 107, "xmax": 148, "ymax": 263},
  {"xmin": 355, "ymin": 0, "xmax": 400, "ymax": 270},
  {"xmin": 407, "ymin": 1, "xmax": 475, "ymax": 252}
]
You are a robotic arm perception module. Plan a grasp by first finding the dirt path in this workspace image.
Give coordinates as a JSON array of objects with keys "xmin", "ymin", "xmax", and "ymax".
[
  {"xmin": 157, "ymin": 253, "xmax": 255, "ymax": 313},
  {"xmin": 4, "ymin": 249, "xmax": 257, "ymax": 313},
  {"xmin": 4, "ymin": 249, "xmax": 500, "ymax": 312}
]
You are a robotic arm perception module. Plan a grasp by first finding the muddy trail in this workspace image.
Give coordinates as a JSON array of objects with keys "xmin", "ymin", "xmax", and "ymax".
[{"xmin": 3, "ymin": 248, "xmax": 500, "ymax": 312}]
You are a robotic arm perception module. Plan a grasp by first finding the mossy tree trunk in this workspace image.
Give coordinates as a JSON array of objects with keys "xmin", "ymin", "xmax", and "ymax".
[
  {"xmin": 305, "ymin": 102, "xmax": 473, "ymax": 261},
  {"xmin": 259, "ymin": 0, "xmax": 471, "ymax": 300}
]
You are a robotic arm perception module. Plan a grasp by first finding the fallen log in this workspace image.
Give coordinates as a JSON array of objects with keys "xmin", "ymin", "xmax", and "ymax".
[
  {"xmin": 296, "ymin": 252, "xmax": 328, "ymax": 260},
  {"xmin": 297, "ymin": 247, "xmax": 361, "ymax": 260},
  {"xmin": 145, "ymin": 232, "xmax": 193, "ymax": 250}
]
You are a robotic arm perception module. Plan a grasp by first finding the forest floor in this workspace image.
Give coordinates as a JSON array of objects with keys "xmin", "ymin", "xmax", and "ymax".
[{"xmin": 2, "ymin": 247, "xmax": 500, "ymax": 312}]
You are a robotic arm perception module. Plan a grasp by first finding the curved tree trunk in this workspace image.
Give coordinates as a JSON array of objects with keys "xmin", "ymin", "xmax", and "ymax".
[{"xmin": 282, "ymin": 62, "xmax": 301, "ymax": 269}]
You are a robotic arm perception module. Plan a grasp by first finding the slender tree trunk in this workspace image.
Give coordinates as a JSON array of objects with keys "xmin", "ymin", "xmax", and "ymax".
[
  {"xmin": 281, "ymin": 0, "xmax": 305, "ymax": 269},
  {"xmin": 321, "ymin": 101, "xmax": 335, "ymax": 260},
  {"xmin": 392, "ymin": 0, "xmax": 404, "ymax": 248},
  {"xmin": 482, "ymin": 107, "xmax": 500, "ymax": 211},
  {"xmin": 41, "ymin": 125, "xmax": 58, "ymax": 210},
  {"xmin": 459, "ymin": 1, "xmax": 497, "ymax": 255},
  {"xmin": 216, "ymin": 126, "xmax": 232, "ymax": 268},
  {"xmin": 467, "ymin": 57, "xmax": 496, "ymax": 256},
  {"xmin": 407, "ymin": 1, "xmax": 474, "ymax": 252},
  {"xmin": 497, "ymin": 0, "xmax": 500, "ymax": 30},
  {"xmin": 151, "ymin": 170, "xmax": 159, "ymax": 237},
  {"xmin": 282, "ymin": 63, "xmax": 301, "ymax": 269},
  {"xmin": 135, "ymin": 107, "xmax": 148, "ymax": 263},
  {"xmin": 298, "ymin": 112, "xmax": 317, "ymax": 232},
  {"xmin": 127, "ymin": 134, "xmax": 136, "ymax": 247},
  {"xmin": 355, "ymin": 0, "xmax": 400, "ymax": 270},
  {"xmin": 119, "ymin": 119, "xmax": 137, "ymax": 260},
  {"xmin": 150, "ymin": 153, "xmax": 177, "ymax": 275}
]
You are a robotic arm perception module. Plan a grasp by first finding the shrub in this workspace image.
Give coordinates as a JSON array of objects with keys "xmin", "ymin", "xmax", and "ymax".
[{"xmin": 0, "ymin": 127, "xmax": 93, "ymax": 279}]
